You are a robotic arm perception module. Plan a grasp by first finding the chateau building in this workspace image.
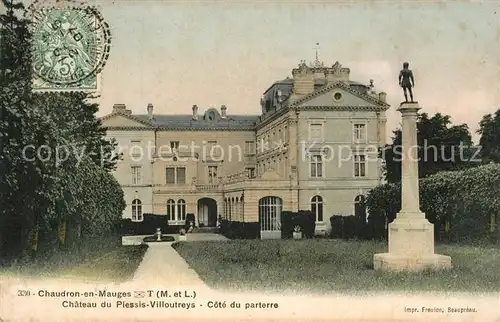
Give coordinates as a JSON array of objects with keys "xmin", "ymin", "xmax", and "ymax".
[{"xmin": 100, "ymin": 60, "xmax": 389, "ymax": 236}]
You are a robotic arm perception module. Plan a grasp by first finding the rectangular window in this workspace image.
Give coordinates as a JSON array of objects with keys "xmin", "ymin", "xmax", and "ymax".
[
  {"xmin": 176, "ymin": 167, "xmax": 186, "ymax": 184},
  {"xmin": 207, "ymin": 140, "xmax": 218, "ymax": 157},
  {"xmin": 131, "ymin": 166, "xmax": 142, "ymax": 185},
  {"xmin": 132, "ymin": 200, "xmax": 143, "ymax": 222},
  {"xmin": 166, "ymin": 167, "xmax": 186, "ymax": 184},
  {"xmin": 310, "ymin": 154, "xmax": 323, "ymax": 178},
  {"xmin": 130, "ymin": 140, "xmax": 142, "ymax": 157},
  {"xmin": 166, "ymin": 167, "xmax": 175, "ymax": 184},
  {"xmin": 310, "ymin": 124, "xmax": 323, "ymax": 142},
  {"xmin": 208, "ymin": 166, "xmax": 217, "ymax": 184},
  {"xmin": 354, "ymin": 155, "xmax": 366, "ymax": 177},
  {"xmin": 354, "ymin": 124, "xmax": 366, "ymax": 141},
  {"xmin": 245, "ymin": 141, "xmax": 255, "ymax": 155},
  {"xmin": 246, "ymin": 167, "xmax": 256, "ymax": 178}
]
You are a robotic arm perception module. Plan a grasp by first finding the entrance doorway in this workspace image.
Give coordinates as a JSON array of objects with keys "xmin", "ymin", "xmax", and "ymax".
[{"xmin": 197, "ymin": 198, "xmax": 218, "ymax": 227}]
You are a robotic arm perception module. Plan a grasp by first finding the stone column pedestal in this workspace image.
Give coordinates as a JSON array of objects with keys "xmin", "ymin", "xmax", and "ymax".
[{"xmin": 373, "ymin": 102, "xmax": 452, "ymax": 272}]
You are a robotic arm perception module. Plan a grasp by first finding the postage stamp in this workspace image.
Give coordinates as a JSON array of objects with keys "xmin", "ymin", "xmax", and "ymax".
[{"xmin": 27, "ymin": 2, "xmax": 111, "ymax": 92}]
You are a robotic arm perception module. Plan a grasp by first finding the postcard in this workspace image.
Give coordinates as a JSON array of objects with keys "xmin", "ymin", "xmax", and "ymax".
[{"xmin": 1, "ymin": 0, "xmax": 499, "ymax": 321}]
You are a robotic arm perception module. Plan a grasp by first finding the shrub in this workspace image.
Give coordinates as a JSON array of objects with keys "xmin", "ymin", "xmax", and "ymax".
[
  {"xmin": 218, "ymin": 220, "xmax": 259, "ymax": 239},
  {"xmin": 329, "ymin": 216, "xmax": 344, "ymax": 238},
  {"xmin": 365, "ymin": 215, "xmax": 386, "ymax": 240},
  {"xmin": 280, "ymin": 211, "xmax": 295, "ymax": 239},
  {"xmin": 295, "ymin": 210, "xmax": 316, "ymax": 238},
  {"xmin": 341, "ymin": 216, "xmax": 357, "ymax": 239},
  {"xmin": 186, "ymin": 213, "xmax": 195, "ymax": 225},
  {"xmin": 121, "ymin": 214, "xmax": 173, "ymax": 236},
  {"xmin": 143, "ymin": 235, "xmax": 175, "ymax": 242},
  {"xmin": 366, "ymin": 163, "xmax": 500, "ymax": 243}
]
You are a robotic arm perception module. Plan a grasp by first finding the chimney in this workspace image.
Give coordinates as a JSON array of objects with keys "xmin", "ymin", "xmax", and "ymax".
[
  {"xmin": 220, "ymin": 105, "xmax": 227, "ymax": 118},
  {"xmin": 326, "ymin": 61, "xmax": 350, "ymax": 84},
  {"xmin": 147, "ymin": 103, "xmax": 154, "ymax": 120},
  {"xmin": 113, "ymin": 103, "xmax": 127, "ymax": 113},
  {"xmin": 378, "ymin": 92, "xmax": 387, "ymax": 103},
  {"xmin": 192, "ymin": 105, "xmax": 198, "ymax": 120},
  {"xmin": 290, "ymin": 60, "xmax": 314, "ymax": 102}
]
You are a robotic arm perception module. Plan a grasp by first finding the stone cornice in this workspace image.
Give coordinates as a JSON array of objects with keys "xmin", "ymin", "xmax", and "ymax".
[
  {"xmin": 290, "ymin": 81, "xmax": 390, "ymax": 109},
  {"xmin": 104, "ymin": 126, "xmax": 255, "ymax": 132},
  {"xmin": 103, "ymin": 126, "xmax": 155, "ymax": 131},
  {"xmin": 155, "ymin": 126, "xmax": 255, "ymax": 132},
  {"xmin": 292, "ymin": 105, "xmax": 387, "ymax": 112}
]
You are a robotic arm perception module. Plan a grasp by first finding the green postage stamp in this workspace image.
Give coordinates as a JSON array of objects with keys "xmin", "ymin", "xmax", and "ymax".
[{"xmin": 28, "ymin": 3, "xmax": 111, "ymax": 91}]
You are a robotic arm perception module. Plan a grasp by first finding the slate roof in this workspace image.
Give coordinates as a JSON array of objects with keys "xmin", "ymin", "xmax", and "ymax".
[
  {"xmin": 133, "ymin": 114, "xmax": 259, "ymax": 131},
  {"xmin": 103, "ymin": 78, "xmax": 384, "ymax": 131}
]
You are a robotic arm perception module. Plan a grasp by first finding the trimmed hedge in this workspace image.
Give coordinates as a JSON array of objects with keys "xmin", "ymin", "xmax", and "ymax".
[
  {"xmin": 295, "ymin": 210, "xmax": 316, "ymax": 238},
  {"xmin": 366, "ymin": 163, "xmax": 500, "ymax": 243},
  {"xmin": 219, "ymin": 220, "xmax": 260, "ymax": 239},
  {"xmin": 143, "ymin": 235, "xmax": 175, "ymax": 242},
  {"xmin": 280, "ymin": 210, "xmax": 316, "ymax": 239},
  {"xmin": 219, "ymin": 211, "xmax": 318, "ymax": 240},
  {"xmin": 329, "ymin": 215, "xmax": 367, "ymax": 239},
  {"xmin": 122, "ymin": 214, "xmax": 184, "ymax": 236},
  {"xmin": 186, "ymin": 213, "xmax": 195, "ymax": 225}
]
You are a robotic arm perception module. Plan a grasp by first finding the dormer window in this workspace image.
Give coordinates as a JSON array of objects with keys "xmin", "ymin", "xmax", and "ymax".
[
  {"xmin": 204, "ymin": 109, "xmax": 218, "ymax": 121},
  {"xmin": 208, "ymin": 111, "xmax": 215, "ymax": 121}
]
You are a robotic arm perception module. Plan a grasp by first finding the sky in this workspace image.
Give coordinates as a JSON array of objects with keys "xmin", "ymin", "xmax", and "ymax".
[{"xmin": 16, "ymin": 1, "xmax": 500, "ymax": 143}]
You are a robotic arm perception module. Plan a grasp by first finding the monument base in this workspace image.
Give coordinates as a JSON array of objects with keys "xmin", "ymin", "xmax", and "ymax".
[
  {"xmin": 373, "ymin": 253, "xmax": 451, "ymax": 272},
  {"xmin": 373, "ymin": 213, "xmax": 452, "ymax": 272}
]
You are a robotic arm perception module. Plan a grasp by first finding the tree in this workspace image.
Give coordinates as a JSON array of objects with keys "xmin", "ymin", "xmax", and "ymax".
[
  {"xmin": 381, "ymin": 113, "xmax": 477, "ymax": 183},
  {"xmin": 477, "ymin": 109, "xmax": 500, "ymax": 164},
  {"xmin": 0, "ymin": 1, "xmax": 123, "ymax": 263},
  {"xmin": 0, "ymin": 0, "xmax": 41, "ymax": 260},
  {"xmin": 32, "ymin": 92, "xmax": 120, "ymax": 171}
]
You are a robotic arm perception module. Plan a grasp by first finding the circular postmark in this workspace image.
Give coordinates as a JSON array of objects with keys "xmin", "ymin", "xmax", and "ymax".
[{"xmin": 28, "ymin": 4, "xmax": 111, "ymax": 88}]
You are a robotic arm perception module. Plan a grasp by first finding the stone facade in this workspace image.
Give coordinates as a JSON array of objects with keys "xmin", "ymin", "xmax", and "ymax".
[{"xmin": 101, "ymin": 61, "xmax": 390, "ymax": 234}]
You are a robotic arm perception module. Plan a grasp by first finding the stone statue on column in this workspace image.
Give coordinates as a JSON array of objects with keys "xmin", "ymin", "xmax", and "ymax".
[
  {"xmin": 398, "ymin": 62, "xmax": 415, "ymax": 102},
  {"xmin": 373, "ymin": 64, "xmax": 451, "ymax": 272}
]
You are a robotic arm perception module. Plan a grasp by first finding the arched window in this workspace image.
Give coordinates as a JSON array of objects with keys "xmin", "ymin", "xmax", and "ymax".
[
  {"xmin": 311, "ymin": 195, "xmax": 323, "ymax": 222},
  {"xmin": 166, "ymin": 199, "xmax": 175, "ymax": 220},
  {"xmin": 259, "ymin": 196, "xmax": 282, "ymax": 232},
  {"xmin": 177, "ymin": 199, "xmax": 186, "ymax": 221},
  {"xmin": 355, "ymin": 195, "xmax": 366, "ymax": 223},
  {"xmin": 132, "ymin": 199, "xmax": 143, "ymax": 222}
]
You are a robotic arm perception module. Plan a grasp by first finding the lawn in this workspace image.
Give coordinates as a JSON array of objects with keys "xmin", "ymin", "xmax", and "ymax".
[
  {"xmin": 0, "ymin": 244, "xmax": 148, "ymax": 283},
  {"xmin": 173, "ymin": 239, "xmax": 500, "ymax": 294}
]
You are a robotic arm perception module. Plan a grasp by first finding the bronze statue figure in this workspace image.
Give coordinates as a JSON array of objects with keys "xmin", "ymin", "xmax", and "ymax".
[{"xmin": 399, "ymin": 62, "xmax": 415, "ymax": 102}]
